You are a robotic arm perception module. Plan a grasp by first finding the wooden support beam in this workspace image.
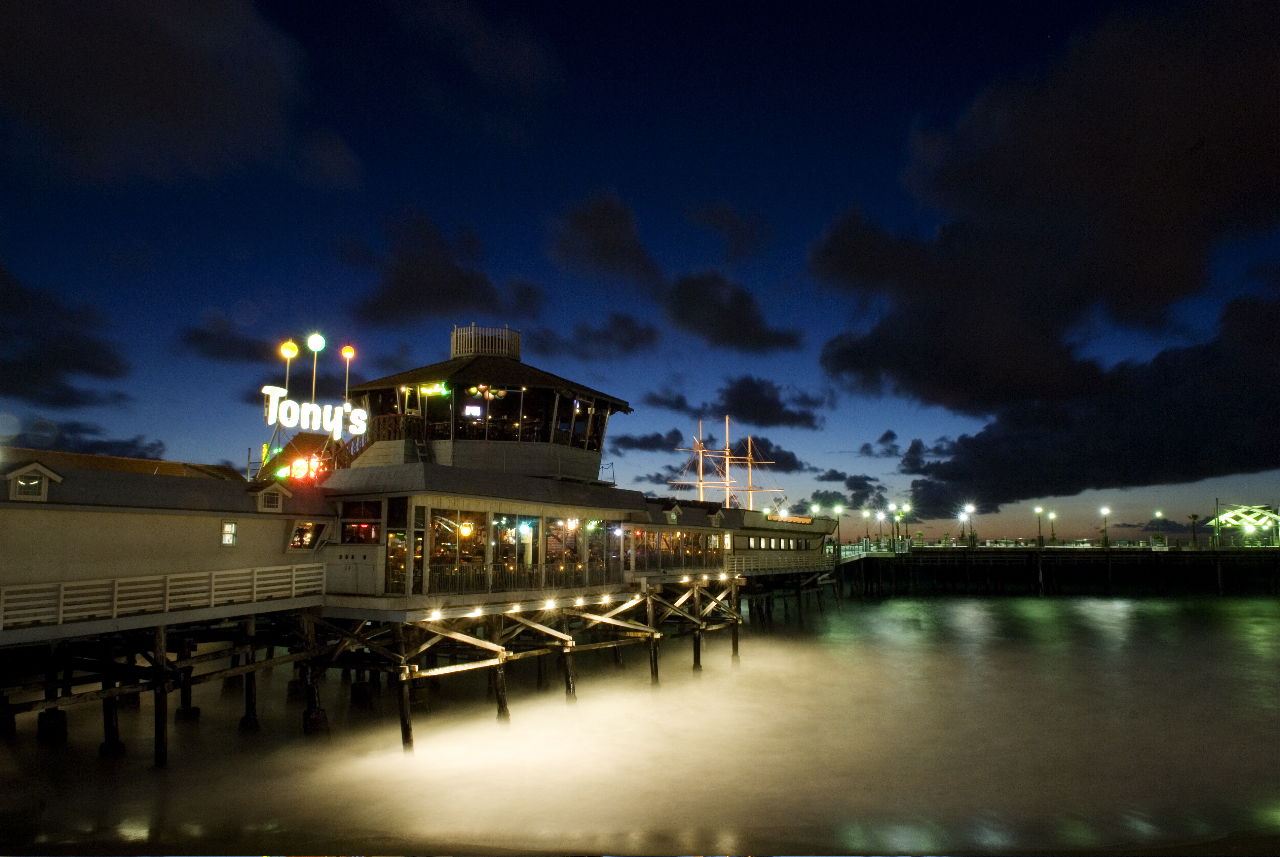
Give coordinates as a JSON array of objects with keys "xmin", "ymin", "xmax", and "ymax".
[
  {"xmin": 394, "ymin": 625, "xmax": 413, "ymax": 751},
  {"xmin": 410, "ymin": 657, "xmax": 503, "ymax": 678},
  {"xmin": 646, "ymin": 591, "xmax": 659, "ymax": 685},
  {"xmin": 313, "ymin": 616, "xmax": 404, "ymax": 664},
  {"xmin": 411, "ymin": 621, "xmax": 506, "ymax": 653},
  {"xmin": 648, "ymin": 592, "xmax": 702, "ymax": 627},
  {"xmin": 240, "ymin": 616, "xmax": 259, "ymax": 733},
  {"xmin": 506, "ymin": 614, "xmax": 573, "ymax": 642},
  {"xmin": 562, "ymin": 608, "xmax": 658, "ymax": 636},
  {"xmin": 403, "ymin": 634, "xmax": 446, "ymax": 661}
]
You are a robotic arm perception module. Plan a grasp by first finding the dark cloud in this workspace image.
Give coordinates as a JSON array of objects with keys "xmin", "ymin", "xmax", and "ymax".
[
  {"xmin": 812, "ymin": 2, "xmax": 1280, "ymax": 416},
  {"xmin": 643, "ymin": 376, "xmax": 821, "ymax": 430},
  {"xmin": 526, "ymin": 313, "xmax": 660, "ymax": 360},
  {"xmin": 0, "ymin": 1, "xmax": 351, "ymax": 183},
  {"xmin": 633, "ymin": 463, "xmax": 689, "ymax": 490},
  {"xmin": 807, "ymin": 490, "xmax": 850, "ymax": 510},
  {"xmin": 608, "ymin": 428, "xmax": 683, "ymax": 457},
  {"xmin": 12, "ymin": 419, "xmax": 163, "ymax": 459},
  {"xmin": 905, "ymin": 293, "xmax": 1280, "ymax": 517},
  {"xmin": 814, "ymin": 468, "xmax": 849, "ymax": 482},
  {"xmin": 373, "ymin": 343, "xmax": 415, "ymax": 375},
  {"xmin": 858, "ymin": 429, "xmax": 901, "ymax": 458},
  {"xmin": 844, "ymin": 474, "xmax": 887, "ymax": 509},
  {"xmin": 240, "ymin": 370, "xmax": 360, "ymax": 407},
  {"xmin": 730, "ymin": 436, "xmax": 807, "ymax": 474},
  {"xmin": 349, "ymin": 208, "xmax": 542, "ymax": 325},
  {"xmin": 180, "ymin": 315, "xmax": 275, "ymax": 363},
  {"xmin": 397, "ymin": 0, "xmax": 563, "ymax": 143},
  {"xmin": 0, "ymin": 264, "xmax": 130, "ymax": 408},
  {"xmin": 551, "ymin": 194, "xmax": 664, "ymax": 290},
  {"xmin": 686, "ymin": 201, "xmax": 772, "ymax": 263},
  {"xmin": 667, "ymin": 272, "xmax": 801, "ymax": 353},
  {"xmin": 553, "ymin": 195, "xmax": 799, "ymax": 353}
]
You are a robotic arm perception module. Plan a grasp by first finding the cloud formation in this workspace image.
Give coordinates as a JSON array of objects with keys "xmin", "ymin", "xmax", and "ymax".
[
  {"xmin": 608, "ymin": 428, "xmax": 684, "ymax": 457},
  {"xmin": 731, "ymin": 435, "xmax": 807, "ymax": 474},
  {"xmin": 526, "ymin": 313, "xmax": 660, "ymax": 360},
  {"xmin": 843, "ymin": 474, "xmax": 887, "ymax": 509},
  {"xmin": 552, "ymin": 194, "xmax": 800, "ymax": 353},
  {"xmin": 814, "ymin": 468, "xmax": 848, "ymax": 482},
  {"xmin": 0, "ymin": 2, "xmax": 356, "ymax": 184},
  {"xmin": 686, "ymin": 201, "xmax": 771, "ymax": 263},
  {"xmin": 180, "ymin": 315, "xmax": 276, "ymax": 363},
  {"xmin": 902, "ymin": 293, "xmax": 1280, "ymax": 516},
  {"xmin": 858, "ymin": 430, "xmax": 901, "ymax": 458},
  {"xmin": 643, "ymin": 375, "xmax": 822, "ymax": 430},
  {"xmin": 11, "ymin": 419, "xmax": 164, "ymax": 459},
  {"xmin": 349, "ymin": 208, "xmax": 543, "ymax": 325},
  {"xmin": 812, "ymin": 2, "xmax": 1280, "ymax": 416},
  {"xmin": 0, "ymin": 264, "xmax": 130, "ymax": 408}
]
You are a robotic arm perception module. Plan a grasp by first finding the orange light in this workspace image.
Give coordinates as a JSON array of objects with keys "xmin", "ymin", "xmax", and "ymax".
[
  {"xmin": 291, "ymin": 458, "xmax": 307, "ymax": 478},
  {"xmin": 341, "ymin": 344, "xmax": 355, "ymax": 360},
  {"xmin": 280, "ymin": 340, "xmax": 298, "ymax": 360}
]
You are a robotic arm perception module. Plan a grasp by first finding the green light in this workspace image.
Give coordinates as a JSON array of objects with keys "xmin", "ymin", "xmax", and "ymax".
[
  {"xmin": 276, "ymin": 466, "xmax": 289, "ymax": 478},
  {"xmin": 307, "ymin": 333, "xmax": 325, "ymax": 352}
]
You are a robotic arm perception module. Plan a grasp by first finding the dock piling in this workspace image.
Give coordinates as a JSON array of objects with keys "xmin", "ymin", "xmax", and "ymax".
[
  {"xmin": 153, "ymin": 624, "xmax": 168, "ymax": 767},
  {"xmin": 240, "ymin": 616, "xmax": 260, "ymax": 733}
]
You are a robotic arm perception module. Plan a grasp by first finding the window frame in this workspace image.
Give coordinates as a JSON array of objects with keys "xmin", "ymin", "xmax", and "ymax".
[{"xmin": 221, "ymin": 520, "xmax": 238, "ymax": 547}]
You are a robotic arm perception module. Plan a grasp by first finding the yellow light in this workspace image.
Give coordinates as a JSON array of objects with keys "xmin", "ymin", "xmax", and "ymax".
[
  {"xmin": 1034, "ymin": 507, "xmax": 1043, "ymax": 514},
  {"xmin": 702, "ymin": 574, "xmax": 708, "ymax": 581},
  {"xmin": 719, "ymin": 572, "xmax": 727, "ymax": 580},
  {"xmin": 460, "ymin": 522, "xmax": 474, "ymax": 537},
  {"xmin": 471, "ymin": 607, "xmax": 483, "ymax": 616},
  {"xmin": 681, "ymin": 575, "xmax": 690, "ymax": 583},
  {"xmin": 307, "ymin": 333, "xmax": 325, "ymax": 352},
  {"xmin": 280, "ymin": 340, "xmax": 298, "ymax": 360},
  {"xmin": 429, "ymin": 610, "xmax": 441, "ymax": 621},
  {"xmin": 601, "ymin": 594, "xmax": 611, "ymax": 604},
  {"xmin": 341, "ymin": 344, "xmax": 355, "ymax": 360},
  {"xmin": 544, "ymin": 599, "xmax": 555, "ymax": 609},
  {"xmin": 509, "ymin": 604, "xmax": 521, "ymax": 613},
  {"xmin": 566, "ymin": 518, "xmax": 579, "ymax": 530},
  {"xmin": 574, "ymin": 597, "xmax": 584, "ymax": 606}
]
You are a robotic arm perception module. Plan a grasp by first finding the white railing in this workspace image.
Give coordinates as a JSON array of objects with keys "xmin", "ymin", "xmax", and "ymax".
[
  {"xmin": 0, "ymin": 564, "xmax": 324, "ymax": 631},
  {"xmin": 451, "ymin": 324, "xmax": 520, "ymax": 360},
  {"xmin": 728, "ymin": 553, "xmax": 835, "ymax": 573}
]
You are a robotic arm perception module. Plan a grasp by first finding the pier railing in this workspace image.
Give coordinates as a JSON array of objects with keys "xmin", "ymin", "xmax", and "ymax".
[
  {"xmin": 0, "ymin": 564, "xmax": 325, "ymax": 631},
  {"xmin": 423, "ymin": 561, "xmax": 625, "ymax": 595},
  {"xmin": 728, "ymin": 553, "xmax": 835, "ymax": 574}
]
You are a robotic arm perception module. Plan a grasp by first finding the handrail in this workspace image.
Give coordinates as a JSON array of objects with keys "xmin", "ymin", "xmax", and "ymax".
[
  {"xmin": 728, "ymin": 553, "xmax": 835, "ymax": 572},
  {"xmin": 0, "ymin": 564, "xmax": 324, "ymax": 632}
]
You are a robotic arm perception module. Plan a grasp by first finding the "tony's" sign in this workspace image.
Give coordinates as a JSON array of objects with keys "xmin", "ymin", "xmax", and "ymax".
[{"xmin": 261, "ymin": 386, "xmax": 368, "ymax": 440}]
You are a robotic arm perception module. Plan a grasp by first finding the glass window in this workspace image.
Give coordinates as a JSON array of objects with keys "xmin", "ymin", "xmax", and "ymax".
[
  {"xmin": 387, "ymin": 496, "xmax": 408, "ymax": 529},
  {"xmin": 221, "ymin": 521, "xmax": 237, "ymax": 546},
  {"xmin": 261, "ymin": 491, "xmax": 280, "ymax": 510},
  {"xmin": 342, "ymin": 522, "xmax": 380, "ymax": 544},
  {"xmin": 749, "ymin": 536, "xmax": 756, "ymax": 549},
  {"xmin": 290, "ymin": 522, "xmax": 324, "ymax": 548},
  {"xmin": 16, "ymin": 475, "xmax": 42, "ymax": 497},
  {"xmin": 387, "ymin": 530, "xmax": 407, "ymax": 593}
]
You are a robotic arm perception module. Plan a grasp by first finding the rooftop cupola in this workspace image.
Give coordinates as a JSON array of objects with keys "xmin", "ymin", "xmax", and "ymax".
[{"xmin": 451, "ymin": 323, "xmax": 520, "ymax": 361}]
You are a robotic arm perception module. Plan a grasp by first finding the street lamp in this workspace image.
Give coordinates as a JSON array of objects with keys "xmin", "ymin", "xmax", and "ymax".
[
  {"xmin": 306, "ymin": 333, "xmax": 325, "ymax": 404},
  {"xmin": 1034, "ymin": 506, "xmax": 1044, "ymax": 547},
  {"xmin": 1100, "ymin": 507, "xmax": 1110, "ymax": 548},
  {"xmin": 875, "ymin": 510, "xmax": 886, "ymax": 542},
  {"xmin": 1048, "ymin": 512, "xmax": 1057, "ymax": 545},
  {"xmin": 964, "ymin": 503, "xmax": 976, "ymax": 545},
  {"xmin": 959, "ymin": 512, "xmax": 969, "ymax": 543},
  {"xmin": 862, "ymin": 509, "xmax": 871, "ymax": 540},
  {"xmin": 280, "ymin": 340, "xmax": 298, "ymax": 396},
  {"xmin": 341, "ymin": 343, "xmax": 355, "ymax": 401}
]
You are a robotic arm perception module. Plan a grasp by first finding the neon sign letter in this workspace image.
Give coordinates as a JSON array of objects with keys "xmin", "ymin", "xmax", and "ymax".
[{"xmin": 261, "ymin": 386, "xmax": 367, "ymax": 440}]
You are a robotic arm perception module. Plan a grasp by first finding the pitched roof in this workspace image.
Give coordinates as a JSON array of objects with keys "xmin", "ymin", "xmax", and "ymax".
[
  {"xmin": 348, "ymin": 354, "xmax": 631, "ymax": 412},
  {"xmin": 0, "ymin": 447, "xmax": 245, "ymax": 480}
]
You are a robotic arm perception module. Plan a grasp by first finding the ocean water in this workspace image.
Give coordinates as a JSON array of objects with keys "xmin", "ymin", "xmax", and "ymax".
[{"xmin": 4, "ymin": 596, "xmax": 1280, "ymax": 855}]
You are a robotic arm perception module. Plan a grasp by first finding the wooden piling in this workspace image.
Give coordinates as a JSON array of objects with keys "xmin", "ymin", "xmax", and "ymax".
[
  {"xmin": 240, "ymin": 616, "xmax": 260, "ymax": 733},
  {"xmin": 494, "ymin": 657, "xmax": 511, "ymax": 721},
  {"xmin": 646, "ymin": 590, "xmax": 660, "ymax": 684},
  {"xmin": 175, "ymin": 638, "xmax": 200, "ymax": 723},
  {"xmin": 300, "ymin": 614, "xmax": 329, "ymax": 737},
  {"xmin": 36, "ymin": 643, "xmax": 67, "ymax": 746},
  {"xmin": 561, "ymin": 645, "xmax": 577, "ymax": 701},
  {"xmin": 153, "ymin": 624, "xmax": 168, "ymax": 767},
  {"xmin": 394, "ymin": 625, "xmax": 414, "ymax": 750},
  {"xmin": 692, "ymin": 585, "xmax": 703, "ymax": 671},
  {"xmin": 99, "ymin": 642, "xmax": 124, "ymax": 758}
]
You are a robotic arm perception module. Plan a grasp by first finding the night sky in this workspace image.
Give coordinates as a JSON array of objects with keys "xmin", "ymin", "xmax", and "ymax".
[{"xmin": 2, "ymin": 1, "xmax": 1278, "ymax": 540}]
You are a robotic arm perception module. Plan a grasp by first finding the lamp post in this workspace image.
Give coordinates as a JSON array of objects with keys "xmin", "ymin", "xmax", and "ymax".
[
  {"xmin": 862, "ymin": 509, "xmax": 871, "ymax": 541},
  {"xmin": 902, "ymin": 503, "xmax": 911, "ymax": 546},
  {"xmin": 1034, "ymin": 507, "xmax": 1044, "ymax": 548},
  {"xmin": 964, "ymin": 503, "xmax": 976, "ymax": 546},
  {"xmin": 958, "ymin": 512, "xmax": 969, "ymax": 544},
  {"xmin": 1100, "ymin": 507, "xmax": 1110, "ymax": 548},
  {"xmin": 306, "ymin": 333, "xmax": 325, "ymax": 404},
  {"xmin": 834, "ymin": 505, "xmax": 844, "ymax": 545},
  {"xmin": 341, "ymin": 343, "xmax": 355, "ymax": 401},
  {"xmin": 875, "ymin": 510, "xmax": 885, "ymax": 544},
  {"xmin": 280, "ymin": 340, "xmax": 298, "ymax": 395},
  {"xmin": 1048, "ymin": 512, "xmax": 1057, "ymax": 545}
]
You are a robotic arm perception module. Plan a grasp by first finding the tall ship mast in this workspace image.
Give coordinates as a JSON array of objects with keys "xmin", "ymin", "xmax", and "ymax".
[{"xmin": 671, "ymin": 416, "xmax": 781, "ymax": 510}]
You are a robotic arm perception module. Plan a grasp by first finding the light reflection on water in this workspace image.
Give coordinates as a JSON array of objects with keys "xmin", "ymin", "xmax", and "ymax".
[{"xmin": 3, "ymin": 596, "xmax": 1280, "ymax": 854}]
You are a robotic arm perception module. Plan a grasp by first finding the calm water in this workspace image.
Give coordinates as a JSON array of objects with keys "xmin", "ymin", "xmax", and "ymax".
[{"xmin": 5, "ymin": 597, "xmax": 1280, "ymax": 855}]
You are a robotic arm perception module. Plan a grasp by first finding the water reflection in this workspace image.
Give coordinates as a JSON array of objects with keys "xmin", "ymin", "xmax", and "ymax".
[{"xmin": 4, "ymin": 597, "xmax": 1280, "ymax": 854}]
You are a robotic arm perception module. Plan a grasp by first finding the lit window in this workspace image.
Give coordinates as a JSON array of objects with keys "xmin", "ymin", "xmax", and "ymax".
[
  {"xmin": 290, "ymin": 522, "xmax": 324, "ymax": 549},
  {"xmin": 748, "ymin": 537, "xmax": 756, "ymax": 549},
  {"xmin": 222, "ymin": 521, "xmax": 237, "ymax": 546},
  {"xmin": 16, "ymin": 475, "xmax": 42, "ymax": 497}
]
